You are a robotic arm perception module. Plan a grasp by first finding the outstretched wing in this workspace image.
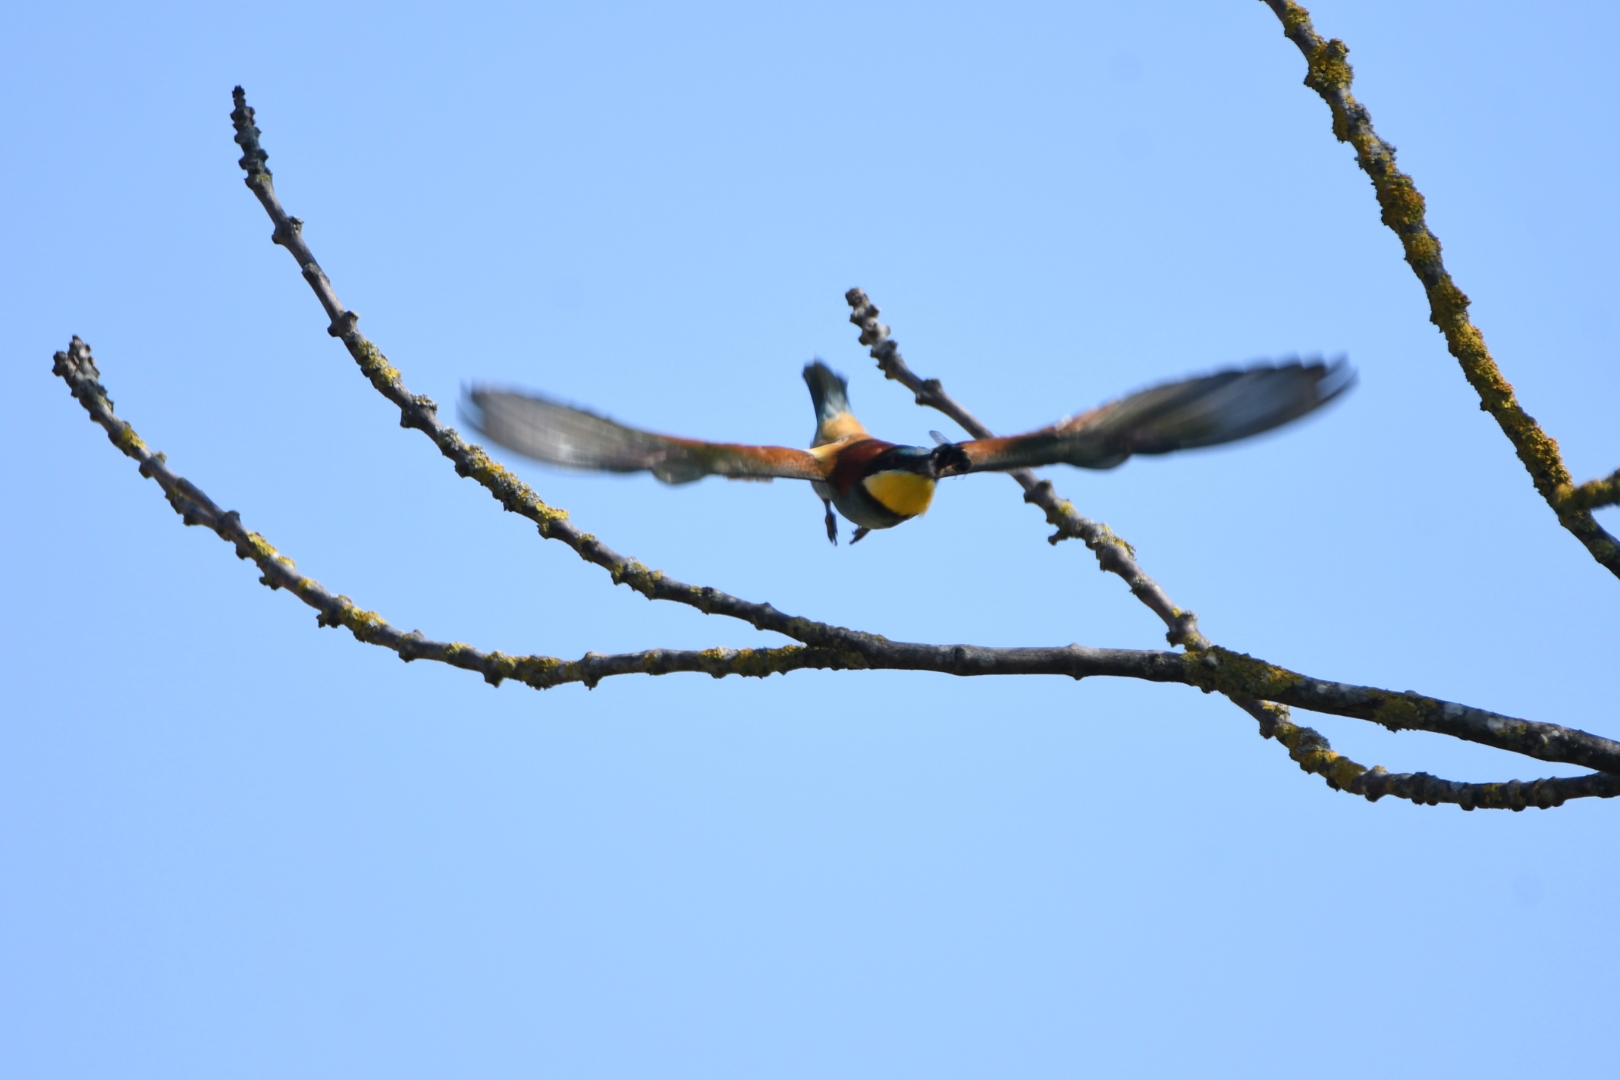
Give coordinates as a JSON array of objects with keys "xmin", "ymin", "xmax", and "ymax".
[
  {"xmin": 463, "ymin": 386, "xmax": 828, "ymax": 485},
  {"xmin": 937, "ymin": 359, "xmax": 1354, "ymax": 475}
]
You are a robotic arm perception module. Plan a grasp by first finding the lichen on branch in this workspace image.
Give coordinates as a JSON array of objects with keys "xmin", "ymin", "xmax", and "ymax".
[
  {"xmin": 52, "ymin": 81, "xmax": 1620, "ymax": 813},
  {"xmin": 1259, "ymin": 0, "xmax": 1620, "ymax": 577}
]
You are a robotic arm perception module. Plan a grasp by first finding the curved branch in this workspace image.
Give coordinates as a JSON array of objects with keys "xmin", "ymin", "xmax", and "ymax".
[
  {"xmin": 46, "ymin": 338, "xmax": 880, "ymax": 689},
  {"xmin": 55, "ymin": 337, "xmax": 1620, "ymax": 798},
  {"xmin": 1259, "ymin": 0, "xmax": 1620, "ymax": 577},
  {"xmin": 199, "ymin": 87, "xmax": 1620, "ymax": 807},
  {"xmin": 227, "ymin": 88, "xmax": 883, "ymax": 655},
  {"xmin": 1237, "ymin": 699, "xmax": 1620, "ymax": 810},
  {"xmin": 54, "ymin": 337, "xmax": 1620, "ymax": 804}
]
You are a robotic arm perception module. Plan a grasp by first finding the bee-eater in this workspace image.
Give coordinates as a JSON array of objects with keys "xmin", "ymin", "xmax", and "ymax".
[{"xmin": 464, "ymin": 358, "xmax": 1351, "ymax": 544}]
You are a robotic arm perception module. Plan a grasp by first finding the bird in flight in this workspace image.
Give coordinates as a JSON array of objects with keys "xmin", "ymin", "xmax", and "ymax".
[{"xmin": 464, "ymin": 358, "xmax": 1352, "ymax": 544}]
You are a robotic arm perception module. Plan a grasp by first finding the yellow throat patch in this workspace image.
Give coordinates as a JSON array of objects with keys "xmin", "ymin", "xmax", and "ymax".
[{"xmin": 863, "ymin": 470, "xmax": 936, "ymax": 518}]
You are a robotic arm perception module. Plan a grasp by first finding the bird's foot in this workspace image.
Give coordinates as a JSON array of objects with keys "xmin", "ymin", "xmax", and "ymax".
[{"xmin": 850, "ymin": 527, "xmax": 871, "ymax": 544}]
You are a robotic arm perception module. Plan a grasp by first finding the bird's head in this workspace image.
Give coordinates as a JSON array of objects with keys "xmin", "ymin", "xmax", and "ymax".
[{"xmin": 927, "ymin": 441, "xmax": 971, "ymax": 477}]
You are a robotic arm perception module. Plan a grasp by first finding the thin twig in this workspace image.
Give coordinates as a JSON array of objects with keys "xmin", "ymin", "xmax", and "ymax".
[{"xmin": 1259, "ymin": 0, "xmax": 1620, "ymax": 578}]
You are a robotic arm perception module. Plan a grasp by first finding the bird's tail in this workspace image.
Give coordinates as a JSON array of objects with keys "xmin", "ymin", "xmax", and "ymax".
[
  {"xmin": 803, "ymin": 361, "xmax": 850, "ymax": 423},
  {"xmin": 803, "ymin": 361, "xmax": 866, "ymax": 445}
]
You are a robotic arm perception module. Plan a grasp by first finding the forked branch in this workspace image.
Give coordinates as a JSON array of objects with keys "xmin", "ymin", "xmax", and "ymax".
[
  {"xmin": 53, "ymin": 332, "xmax": 1620, "ymax": 809},
  {"xmin": 49, "ymin": 82, "xmax": 1619, "ymax": 812}
]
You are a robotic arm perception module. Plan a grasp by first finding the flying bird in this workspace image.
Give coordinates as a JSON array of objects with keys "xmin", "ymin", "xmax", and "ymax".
[{"xmin": 464, "ymin": 358, "xmax": 1352, "ymax": 544}]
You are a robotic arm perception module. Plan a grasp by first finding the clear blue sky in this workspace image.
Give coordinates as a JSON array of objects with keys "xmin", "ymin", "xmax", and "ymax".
[{"xmin": 4, "ymin": 2, "xmax": 1616, "ymax": 1076}]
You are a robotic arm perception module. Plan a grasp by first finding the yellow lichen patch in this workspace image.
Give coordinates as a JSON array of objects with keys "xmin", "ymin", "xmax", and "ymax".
[
  {"xmin": 1403, "ymin": 232, "xmax": 1440, "ymax": 267},
  {"xmin": 1377, "ymin": 176, "xmax": 1426, "ymax": 228},
  {"xmin": 613, "ymin": 559, "xmax": 658, "ymax": 590},
  {"xmin": 1041, "ymin": 499, "xmax": 1077, "ymax": 527},
  {"xmin": 1299, "ymin": 749, "xmax": 1357, "ymax": 790},
  {"xmin": 1450, "ymin": 321, "xmax": 1489, "ymax": 359},
  {"xmin": 1367, "ymin": 691, "xmax": 1425, "ymax": 732},
  {"xmin": 113, "ymin": 424, "xmax": 148, "ymax": 455},
  {"xmin": 1305, "ymin": 39, "xmax": 1352, "ymax": 92},
  {"xmin": 340, "ymin": 604, "xmax": 387, "ymax": 633},
  {"xmin": 686, "ymin": 646, "xmax": 808, "ymax": 679},
  {"xmin": 1427, "ymin": 281, "xmax": 1472, "ymax": 329},
  {"xmin": 731, "ymin": 646, "xmax": 805, "ymax": 678},
  {"xmin": 508, "ymin": 654, "xmax": 564, "ymax": 687},
  {"xmin": 1270, "ymin": 720, "xmax": 1303, "ymax": 751},
  {"xmin": 864, "ymin": 470, "xmax": 936, "ymax": 518},
  {"xmin": 351, "ymin": 340, "xmax": 401, "ymax": 385},
  {"xmin": 242, "ymin": 532, "xmax": 282, "ymax": 562},
  {"xmin": 1184, "ymin": 647, "xmax": 1305, "ymax": 700},
  {"xmin": 1093, "ymin": 524, "xmax": 1136, "ymax": 557},
  {"xmin": 1325, "ymin": 754, "xmax": 1367, "ymax": 790}
]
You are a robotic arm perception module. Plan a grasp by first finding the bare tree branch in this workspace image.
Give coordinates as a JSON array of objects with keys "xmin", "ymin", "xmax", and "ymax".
[
  {"xmin": 1238, "ymin": 698, "xmax": 1620, "ymax": 810},
  {"xmin": 53, "ymin": 326, "xmax": 1620, "ymax": 803},
  {"xmin": 44, "ymin": 86, "xmax": 1602, "ymax": 809},
  {"xmin": 1259, "ymin": 0, "xmax": 1620, "ymax": 577},
  {"xmin": 227, "ymin": 88, "xmax": 889, "ymax": 656},
  {"xmin": 842, "ymin": 292, "xmax": 1620, "ymax": 804}
]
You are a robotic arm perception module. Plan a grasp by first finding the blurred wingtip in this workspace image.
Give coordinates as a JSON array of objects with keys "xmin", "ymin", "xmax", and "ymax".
[
  {"xmin": 1327, "ymin": 354, "xmax": 1357, "ymax": 391},
  {"xmin": 458, "ymin": 382, "xmax": 487, "ymax": 436},
  {"xmin": 1309, "ymin": 354, "xmax": 1357, "ymax": 407}
]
